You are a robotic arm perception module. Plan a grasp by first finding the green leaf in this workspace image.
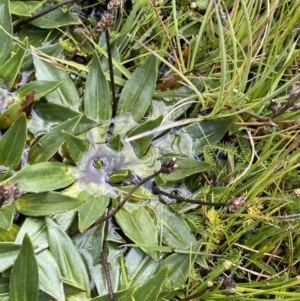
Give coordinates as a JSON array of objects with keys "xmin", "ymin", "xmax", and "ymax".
[
  {"xmin": 0, "ymin": 37, "xmax": 27, "ymax": 89},
  {"xmin": 133, "ymin": 266, "xmax": 168, "ymax": 301},
  {"xmin": 84, "ymin": 52, "xmax": 112, "ymax": 122},
  {"xmin": 183, "ymin": 117, "xmax": 235, "ymax": 154},
  {"xmin": 37, "ymin": 250, "xmax": 65, "ymax": 301},
  {"xmin": 92, "ymin": 243, "xmax": 120, "ymax": 295},
  {"xmin": 62, "ymin": 131, "xmax": 89, "ymax": 164},
  {"xmin": 157, "ymin": 241, "xmax": 201, "ymax": 286},
  {"xmin": 90, "ymin": 286, "xmax": 136, "ymax": 301},
  {"xmin": 0, "ymin": 224, "xmax": 19, "ymax": 242},
  {"xmin": 14, "ymin": 192, "xmax": 84, "ymax": 216},
  {"xmin": 77, "ymin": 191, "xmax": 110, "ymax": 232},
  {"xmin": 0, "ymin": 92, "xmax": 33, "ymax": 129},
  {"xmin": 34, "ymin": 103, "xmax": 99, "ymax": 135},
  {"xmin": 125, "ymin": 248, "xmax": 158, "ymax": 286},
  {"xmin": 28, "ymin": 2, "xmax": 79, "ymax": 28},
  {"xmin": 107, "ymin": 133, "xmax": 122, "ymax": 151},
  {"xmin": 161, "ymin": 157, "xmax": 212, "ymax": 182},
  {"xmin": 0, "ymin": 242, "xmax": 20, "ymax": 272},
  {"xmin": 28, "ymin": 115, "xmax": 81, "ymax": 163},
  {"xmin": 33, "ymin": 55, "xmax": 80, "ymax": 109},
  {"xmin": 9, "ymin": 234, "xmax": 39, "ymax": 301},
  {"xmin": 114, "ymin": 185, "xmax": 151, "ymax": 200},
  {"xmin": 0, "ymin": 204, "xmax": 14, "ymax": 231},
  {"xmin": 0, "ymin": 113, "xmax": 27, "ymax": 169},
  {"xmin": 46, "ymin": 217, "xmax": 90, "ymax": 296},
  {"xmin": 115, "ymin": 55, "xmax": 158, "ymax": 133},
  {"xmin": 15, "ymin": 217, "xmax": 48, "ymax": 252},
  {"xmin": 17, "ymin": 79, "xmax": 67, "ymax": 100},
  {"xmin": 157, "ymin": 205, "xmax": 197, "ymax": 249},
  {"xmin": 128, "ymin": 115, "xmax": 163, "ymax": 157},
  {"xmin": 9, "ymin": 1, "xmax": 31, "ymax": 17},
  {"xmin": 4, "ymin": 162, "xmax": 75, "ymax": 193},
  {"xmin": 73, "ymin": 224, "xmax": 106, "ymax": 264},
  {"xmin": 115, "ymin": 206, "xmax": 158, "ymax": 260},
  {"xmin": 0, "ymin": 0, "xmax": 12, "ymax": 65}
]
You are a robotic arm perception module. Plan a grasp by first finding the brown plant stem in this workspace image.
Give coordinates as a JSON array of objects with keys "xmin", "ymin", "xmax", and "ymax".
[
  {"xmin": 152, "ymin": 186, "xmax": 226, "ymax": 208},
  {"xmin": 101, "ymin": 249, "xmax": 116, "ymax": 301}
]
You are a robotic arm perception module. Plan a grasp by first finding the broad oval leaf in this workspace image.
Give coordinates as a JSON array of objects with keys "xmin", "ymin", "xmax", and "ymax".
[
  {"xmin": 14, "ymin": 192, "xmax": 84, "ymax": 216},
  {"xmin": 46, "ymin": 217, "xmax": 90, "ymax": 296},
  {"xmin": 9, "ymin": 234, "xmax": 39, "ymax": 301},
  {"xmin": 115, "ymin": 206, "xmax": 158, "ymax": 260},
  {"xmin": 84, "ymin": 52, "xmax": 112, "ymax": 122},
  {"xmin": 115, "ymin": 54, "xmax": 158, "ymax": 133},
  {"xmin": 3, "ymin": 162, "xmax": 75, "ymax": 193},
  {"xmin": 0, "ymin": 113, "xmax": 26, "ymax": 169}
]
